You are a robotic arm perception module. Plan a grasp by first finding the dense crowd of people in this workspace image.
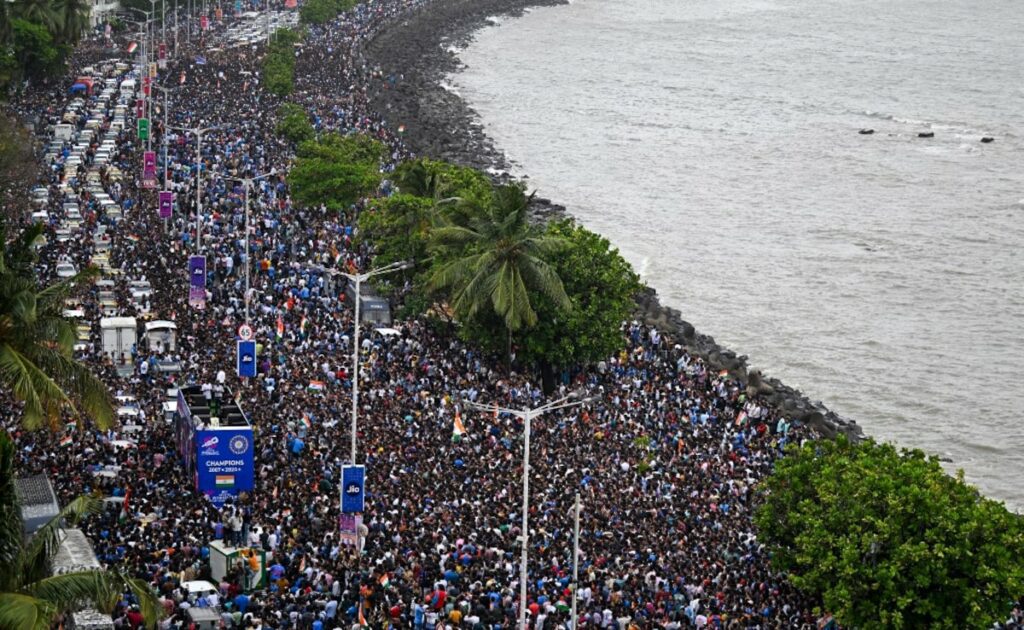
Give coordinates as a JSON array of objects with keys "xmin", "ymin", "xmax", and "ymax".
[{"xmin": 6, "ymin": 2, "xmax": 1023, "ymax": 630}]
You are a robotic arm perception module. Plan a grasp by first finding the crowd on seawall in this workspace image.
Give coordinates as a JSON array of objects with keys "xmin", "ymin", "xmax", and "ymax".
[{"xmin": 10, "ymin": 2, "xmax": 1023, "ymax": 630}]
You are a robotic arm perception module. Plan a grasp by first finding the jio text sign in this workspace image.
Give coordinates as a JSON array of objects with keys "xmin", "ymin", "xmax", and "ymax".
[
  {"xmin": 142, "ymin": 151, "xmax": 157, "ymax": 189},
  {"xmin": 188, "ymin": 255, "xmax": 206, "ymax": 309},
  {"xmin": 237, "ymin": 340, "xmax": 256, "ymax": 377},
  {"xmin": 158, "ymin": 191, "xmax": 173, "ymax": 219},
  {"xmin": 341, "ymin": 465, "xmax": 365, "ymax": 513}
]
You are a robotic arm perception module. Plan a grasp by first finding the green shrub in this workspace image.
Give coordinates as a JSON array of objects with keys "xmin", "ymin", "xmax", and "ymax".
[{"xmin": 276, "ymin": 103, "xmax": 314, "ymax": 144}]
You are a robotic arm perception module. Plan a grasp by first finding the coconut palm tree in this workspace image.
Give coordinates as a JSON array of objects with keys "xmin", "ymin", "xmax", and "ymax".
[
  {"xmin": 0, "ymin": 432, "xmax": 161, "ymax": 629},
  {"xmin": 10, "ymin": 0, "xmax": 61, "ymax": 35},
  {"xmin": 429, "ymin": 183, "xmax": 570, "ymax": 357},
  {"xmin": 53, "ymin": 0, "xmax": 92, "ymax": 44},
  {"xmin": 0, "ymin": 222, "xmax": 115, "ymax": 431}
]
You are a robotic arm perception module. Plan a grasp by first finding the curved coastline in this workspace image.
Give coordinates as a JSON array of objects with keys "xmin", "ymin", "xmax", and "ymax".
[{"xmin": 361, "ymin": 0, "xmax": 865, "ymax": 442}]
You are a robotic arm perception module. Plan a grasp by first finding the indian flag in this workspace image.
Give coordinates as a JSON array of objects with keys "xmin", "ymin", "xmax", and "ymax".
[
  {"xmin": 308, "ymin": 380, "xmax": 325, "ymax": 391},
  {"xmin": 453, "ymin": 411, "xmax": 467, "ymax": 438},
  {"xmin": 126, "ymin": 41, "xmax": 138, "ymax": 54},
  {"xmin": 59, "ymin": 434, "xmax": 73, "ymax": 447},
  {"xmin": 735, "ymin": 411, "xmax": 748, "ymax": 427},
  {"xmin": 300, "ymin": 414, "xmax": 312, "ymax": 430},
  {"xmin": 276, "ymin": 315, "xmax": 284, "ymax": 340},
  {"xmin": 718, "ymin": 369, "xmax": 729, "ymax": 378},
  {"xmin": 378, "ymin": 573, "xmax": 390, "ymax": 588},
  {"xmin": 215, "ymin": 475, "xmax": 234, "ymax": 488},
  {"xmin": 397, "ymin": 124, "xmax": 406, "ymax": 133},
  {"xmin": 358, "ymin": 601, "xmax": 367, "ymax": 627},
  {"xmin": 300, "ymin": 316, "xmax": 308, "ymax": 334},
  {"xmin": 119, "ymin": 487, "xmax": 132, "ymax": 523}
]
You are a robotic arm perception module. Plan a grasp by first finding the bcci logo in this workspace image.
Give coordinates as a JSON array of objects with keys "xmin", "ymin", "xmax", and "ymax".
[{"xmin": 229, "ymin": 435, "xmax": 249, "ymax": 455}]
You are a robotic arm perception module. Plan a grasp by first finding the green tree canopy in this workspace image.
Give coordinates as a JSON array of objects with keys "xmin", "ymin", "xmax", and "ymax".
[
  {"xmin": 392, "ymin": 158, "xmax": 492, "ymax": 204},
  {"xmin": 298, "ymin": 0, "xmax": 355, "ymax": 25},
  {"xmin": 519, "ymin": 219, "xmax": 641, "ymax": 369},
  {"xmin": 275, "ymin": 102, "xmax": 315, "ymax": 145},
  {"xmin": 288, "ymin": 133, "xmax": 386, "ymax": 210},
  {"xmin": 755, "ymin": 436, "xmax": 1024, "ymax": 630},
  {"xmin": 0, "ymin": 222, "xmax": 114, "ymax": 430},
  {"xmin": 428, "ymin": 183, "xmax": 570, "ymax": 350},
  {"xmin": 0, "ymin": 432, "xmax": 161, "ymax": 629}
]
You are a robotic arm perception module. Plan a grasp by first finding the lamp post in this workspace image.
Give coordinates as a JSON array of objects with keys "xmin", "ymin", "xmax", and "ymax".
[
  {"xmin": 338, "ymin": 261, "xmax": 411, "ymax": 463},
  {"xmin": 463, "ymin": 394, "xmax": 595, "ymax": 629},
  {"xmin": 570, "ymin": 492, "xmax": 581, "ymax": 629},
  {"xmin": 152, "ymin": 85, "xmax": 175, "ymax": 186},
  {"xmin": 169, "ymin": 124, "xmax": 224, "ymax": 253},
  {"xmin": 227, "ymin": 171, "xmax": 275, "ymax": 324}
]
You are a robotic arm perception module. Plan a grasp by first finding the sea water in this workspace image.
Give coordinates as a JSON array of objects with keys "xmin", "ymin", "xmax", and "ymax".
[{"xmin": 451, "ymin": 0, "xmax": 1024, "ymax": 508}]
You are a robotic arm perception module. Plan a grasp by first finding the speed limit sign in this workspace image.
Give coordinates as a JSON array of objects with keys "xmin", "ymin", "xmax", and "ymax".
[{"xmin": 238, "ymin": 323, "xmax": 254, "ymax": 341}]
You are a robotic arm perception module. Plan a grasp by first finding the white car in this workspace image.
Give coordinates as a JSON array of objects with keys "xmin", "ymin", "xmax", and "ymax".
[{"xmin": 55, "ymin": 261, "xmax": 77, "ymax": 278}]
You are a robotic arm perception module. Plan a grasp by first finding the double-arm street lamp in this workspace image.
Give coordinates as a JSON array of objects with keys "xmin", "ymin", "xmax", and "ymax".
[{"xmin": 462, "ymin": 392, "xmax": 596, "ymax": 629}]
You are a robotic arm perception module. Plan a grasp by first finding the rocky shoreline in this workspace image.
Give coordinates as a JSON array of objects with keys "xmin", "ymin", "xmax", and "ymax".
[{"xmin": 361, "ymin": 0, "xmax": 863, "ymax": 441}]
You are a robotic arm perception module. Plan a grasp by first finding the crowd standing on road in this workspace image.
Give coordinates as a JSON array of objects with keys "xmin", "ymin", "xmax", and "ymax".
[{"xmin": 7, "ymin": 2, "xmax": 1023, "ymax": 630}]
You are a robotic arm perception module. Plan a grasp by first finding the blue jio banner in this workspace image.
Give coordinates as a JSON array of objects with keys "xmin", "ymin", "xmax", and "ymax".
[
  {"xmin": 188, "ymin": 255, "xmax": 206, "ymax": 309},
  {"xmin": 341, "ymin": 465, "xmax": 365, "ymax": 513},
  {"xmin": 195, "ymin": 428, "xmax": 254, "ymax": 505},
  {"xmin": 237, "ymin": 340, "xmax": 256, "ymax": 377}
]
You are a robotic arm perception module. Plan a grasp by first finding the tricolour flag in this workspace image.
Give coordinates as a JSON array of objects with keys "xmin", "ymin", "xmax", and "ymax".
[
  {"xmin": 358, "ymin": 601, "xmax": 367, "ymax": 627},
  {"xmin": 215, "ymin": 475, "xmax": 235, "ymax": 487},
  {"xmin": 718, "ymin": 369, "xmax": 729, "ymax": 378},
  {"xmin": 301, "ymin": 414, "xmax": 312, "ymax": 430},
  {"xmin": 308, "ymin": 380, "xmax": 325, "ymax": 392},
  {"xmin": 397, "ymin": 124, "xmax": 406, "ymax": 133},
  {"xmin": 126, "ymin": 41, "xmax": 138, "ymax": 54},
  {"xmin": 300, "ymin": 316, "xmax": 308, "ymax": 334},
  {"xmin": 453, "ymin": 411, "xmax": 466, "ymax": 438},
  {"xmin": 735, "ymin": 411, "xmax": 748, "ymax": 427},
  {"xmin": 276, "ymin": 316, "xmax": 284, "ymax": 340},
  {"xmin": 119, "ymin": 487, "xmax": 132, "ymax": 523},
  {"xmin": 378, "ymin": 573, "xmax": 390, "ymax": 589},
  {"xmin": 59, "ymin": 435, "xmax": 73, "ymax": 447}
]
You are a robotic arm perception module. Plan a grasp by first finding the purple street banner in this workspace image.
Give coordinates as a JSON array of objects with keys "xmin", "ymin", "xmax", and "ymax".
[
  {"xmin": 188, "ymin": 255, "xmax": 207, "ymax": 309},
  {"xmin": 142, "ymin": 151, "xmax": 157, "ymax": 189},
  {"xmin": 158, "ymin": 190, "xmax": 173, "ymax": 219}
]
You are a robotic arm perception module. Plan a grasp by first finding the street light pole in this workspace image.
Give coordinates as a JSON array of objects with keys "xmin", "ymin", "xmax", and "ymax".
[
  {"xmin": 338, "ymin": 261, "xmax": 410, "ymax": 464},
  {"xmin": 169, "ymin": 124, "xmax": 222, "ymax": 253},
  {"xmin": 570, "ymin": 492, "xmax": 581, "ymax": 629},
  {"xmin": 228, "ymin": 172, "xmax": 273, "ymax": 323},
  {"xmin": 463, "ymin": 394, "xmax": 595, "ymax": 629}
]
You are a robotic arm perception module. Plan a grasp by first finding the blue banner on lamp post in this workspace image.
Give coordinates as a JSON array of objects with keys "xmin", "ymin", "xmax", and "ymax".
[
  {"xmin": 237, "ymin": 340, "xmax": 256, "ymax": 377},
  {"xmin": 188, "ymin": 255, "xmax": 206, "ymax": 309},
  {"xmin": 341, "ymin": 465, "xmax": 365, "ymax": 513}
]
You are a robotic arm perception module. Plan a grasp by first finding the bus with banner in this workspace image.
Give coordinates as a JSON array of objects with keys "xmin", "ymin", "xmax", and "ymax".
[{"xmin": 175, "ymin": 385, "xmax": 254, "ymax": 505}]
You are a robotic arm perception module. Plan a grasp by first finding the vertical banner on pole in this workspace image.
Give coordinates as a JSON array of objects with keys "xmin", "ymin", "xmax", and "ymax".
[
  {"xmin": 142, "ymin": 151, "xmax": 157, "ymax": 189},
  {"xmin": 200, "ymin": 15, "xmax": 209, "ymax": 30},
  {"xmin": 341, "ymin": 465, "xmax": 365, "ymax": 513},
  {"xmin": 234, "ymin": 0, "xmax": 241, "ymax": 15},
  {"xmin": 136, "ymin": 98, "xmax": 144, "ymax": 118},
  {"xmin": 143, "ymin": 76, "xmax": 151, "ymax": 95},
  {"xmin": 137, "ymin": 118, "xmax": 149, "ymax": 140},
  {"xmin": 237, "ymin": 340, "xmax": 256, "ymax": 377},
  {"xmin": 215, "ymin": 7, "xmax": 223, "ymax": 21},
  {"xmin": 188, "ymin": 255, "xmax": 207, "ymax": 309},
  {"xmin": 158, "ymin": 191, "xmax": 174, "ymax": 218},
  {"xmin": 148, "ymin": 63, "xmax": 157, "ymax": 78}
]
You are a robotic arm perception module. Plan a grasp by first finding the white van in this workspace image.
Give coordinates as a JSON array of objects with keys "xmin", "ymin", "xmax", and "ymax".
[{"xmin": 54, "ymin": 124, "xmax": 74, "ymax": 141}]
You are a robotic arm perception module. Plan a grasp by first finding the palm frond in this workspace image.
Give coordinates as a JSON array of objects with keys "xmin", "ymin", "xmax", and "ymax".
[
  {"xmin": 0, "ymin": 344, "xmax": 69, "ymax": 430},
  {"xmin": 22, "ymin": 571, "xmax": 162, "ymax": 624},
  {"xmin": 0, "ymin": 432, "xmax": 23, "ymax": 590},
  {"xmin": 0, "ymin": 593, "xmax": 55, "ymax": 630},
  {"xmin": 19, "ymin": 495, "xmax": 103, "ymax": 586},
  {"xmin": 517, "ymin": 255, "xmax": 571, "ymax": 311}
]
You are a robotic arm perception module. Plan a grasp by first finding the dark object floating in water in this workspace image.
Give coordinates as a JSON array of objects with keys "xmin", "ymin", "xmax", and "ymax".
[
  {"xmin": 981, "ymin": 136, "xmax": 994, "ymax": 143},
  {"xmin": 918, "ymin": 132, "xmax": 935, "ymax": 138},
  {"xmin": 858, "ymin": 129, "xmax": 875, "ymax": 135}
]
